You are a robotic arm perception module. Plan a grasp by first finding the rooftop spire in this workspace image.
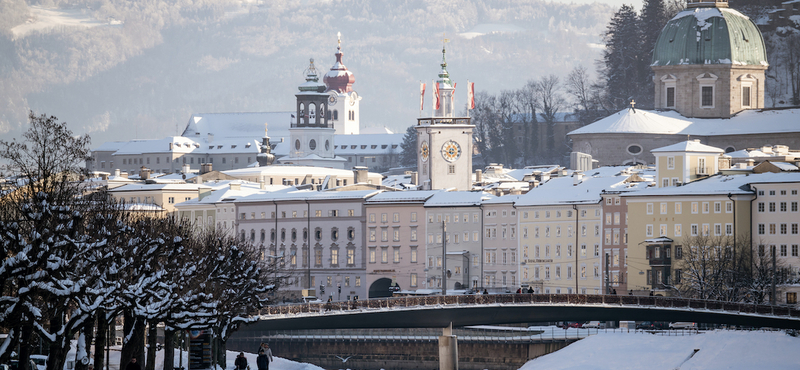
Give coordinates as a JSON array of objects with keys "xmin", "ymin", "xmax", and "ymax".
[{"xmin": 438, "ymin": 32, "xmax": 451, "ymax": 84}]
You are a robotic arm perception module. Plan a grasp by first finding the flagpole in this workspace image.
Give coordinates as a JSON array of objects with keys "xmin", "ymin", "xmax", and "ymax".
[
  {"xmin": 419, "ymin": 80, "xmax": 422, "ymax": 118},
  {"xmin": 467, "ymin": 79, "xmax": 470, "ymax": 118}
]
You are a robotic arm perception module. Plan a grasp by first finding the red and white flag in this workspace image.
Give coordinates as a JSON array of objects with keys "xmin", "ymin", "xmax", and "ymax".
[
  {"xmin": 451, "ymin": 82, "xmax": 456, "ymax": 109},
  {"xmin": 468, "ymin": 82, "xmax": 475, "ymax": 110},
  {"xmin": 420, "ymin": 82, "xmax": 426, "ymax": 111},
  {"xmin": 433, "ymin": 81, "xmax": 440, "ymax": 110}
]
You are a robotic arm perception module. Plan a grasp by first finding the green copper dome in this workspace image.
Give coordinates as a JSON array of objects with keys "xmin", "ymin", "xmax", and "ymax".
[{"xmin": 651, "ymin": 7, "xmax": 767, "ymax": 67}]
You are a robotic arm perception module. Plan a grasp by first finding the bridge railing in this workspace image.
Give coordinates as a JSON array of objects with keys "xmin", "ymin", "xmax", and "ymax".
[{"xmin": 259, "ymin": 294, "xmax": 800, "ymax": 319}]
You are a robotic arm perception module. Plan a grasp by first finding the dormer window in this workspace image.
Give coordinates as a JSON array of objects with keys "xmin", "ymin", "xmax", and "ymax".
[
  {"xmin": 361, "ymin": 145, "xmax": 367, "ymax": 149},
  {"xmin": 217, "ymin": 145, "xmax": 223, "ymax": 149},
  {"xmin": 231, "ymin": 145, "xmax": 236, "ymax": 149},
  {"xmin": 371, "ymin": 145, "xmax": 377, "ymax": 149}
]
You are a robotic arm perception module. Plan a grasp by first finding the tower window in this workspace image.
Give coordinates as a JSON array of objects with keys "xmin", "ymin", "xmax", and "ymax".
[
  {"xmin": 448, "ymin": 165, "xmax": 455, "ymax": 174},
  {"xmin": 333, "ymin": 110, "xmax": 338, "ymax": 120},
  {"xmin": 701, "ymin": 86, "xmax": 713, "ymax": 107},
  {"xmin": 666, "ymin": 87, "xmax": 675, "ymax": 108},
  {"xmin": 742, "ymin": 85, "xmax": 751, "ymax": 107}
]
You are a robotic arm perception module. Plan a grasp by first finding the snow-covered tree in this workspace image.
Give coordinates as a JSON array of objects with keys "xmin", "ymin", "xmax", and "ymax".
[
  {"xmin": 601, "ymin": 5, "xmax": 642, "ymax": 111},
  {"xmin": 398, "ymin": 125, "xmax": 417, "ymax": 168}
]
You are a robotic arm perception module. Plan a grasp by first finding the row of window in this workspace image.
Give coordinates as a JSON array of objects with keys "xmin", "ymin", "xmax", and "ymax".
[
  {"xmin": 646, "ymin": 223, "xmax": 733, "ymax": 237},
  {"xmin": 646, "ymin": 201, "xmax": 732, "ymax": 215},
  {"xmin": 370, "ymin": 227, "xmax": 418, "ymax": 242},
  {"xmin": 527, "ymin": 263, "xmax": 600, "ymax": 280},
  {"xmin": 757, "ymin": 223, "xmax": 800, "ymax": 235},
  {"xmin": 427, "ymin": 213, "xmax": 480, "ymax": 224},
  {"xmin": 757, "ymin": 201, "xmax": 799, "ymax": 213},
  {"xmin": 240, "ymin": 209, "xmax": 355, "ymax": 220},
  {"xmin": 522, "ymin": 209, "xmax": 600, "ymax": 219},
  {"xmin": 369, "ymin": 246, "xmax": 417, "ymax": 264},
  {"xmin": 370, "ymin": 212, "xmax": 418, "ymax": 223},
  {"xmin": 241, "ymin": 227, "xmax": 357, "ymax": 244},
  {"xmin": 119, "ymin": 155, "xmax": 248, "ymax": 166},
  {"xmin": 426, "ymin": 232, "xmax": 480, "ymax": 244},
  {"xmin": 758, "ymin": 189, "xmax": 799, "ymax": 196},
  {"xmin": 524, "ymin": 224, "xmax": 601, "ymax": 239},
  {"xmin": 523, "ymin": 244, "xmax": 601, "ymax": 259}
]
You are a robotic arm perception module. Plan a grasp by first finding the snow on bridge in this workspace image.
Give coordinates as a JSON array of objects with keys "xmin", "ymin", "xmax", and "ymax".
[{"xmin": 247, "ymin": 294, "xmax": 800, "ymax": 331}]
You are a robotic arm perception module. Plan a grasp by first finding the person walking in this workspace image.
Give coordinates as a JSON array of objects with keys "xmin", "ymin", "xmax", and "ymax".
[
  {"xmin": 234, "ymin": 352, "xmax": 248, "ymax": 370},
  {"xmin": 257, "ymin": 343, "xmax": 274, "ymax": 370},
  {"xmin": 125, "ymin": 358, "xmax": 141, "ymax": 370}
]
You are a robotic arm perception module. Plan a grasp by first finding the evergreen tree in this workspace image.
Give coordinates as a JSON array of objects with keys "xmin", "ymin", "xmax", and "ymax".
[
  {"xmin": 602, "ymin": 4, "xmax": 642, "ymax": 110},
  {"xmin": 399, "ymin": 125, "xmax": 417, "ymax": 168},
  {"xmin": 638, "ymin": 0, "xmax": 668, "ymax": 108}
]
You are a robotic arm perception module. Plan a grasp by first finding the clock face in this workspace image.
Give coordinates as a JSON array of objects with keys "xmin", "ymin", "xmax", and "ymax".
[
  {"xmin": 329, "ymin": 94, "xmax": 337, "ymax": 104},
  {"xmin": 441, "ymin": 140, "xmax": 461, "ymax": 162},
  {"xmin": 420, "ymin": 141, "xmax": 429, "ymax": 162}
]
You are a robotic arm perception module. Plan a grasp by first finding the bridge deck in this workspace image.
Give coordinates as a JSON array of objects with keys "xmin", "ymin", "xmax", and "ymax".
[{"xmin": 247, "ymin": 294, "xmax": 800, "ymax": 331}]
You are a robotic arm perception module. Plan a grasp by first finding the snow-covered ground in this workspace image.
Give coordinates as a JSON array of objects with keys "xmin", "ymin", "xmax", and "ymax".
[
  {"xmin": 520, "ymin": 330, "xmax": 800, "ymax": 370},
  {"xmin": 65, "ymin": 345, "xmax": 322, "ymax": 370}
]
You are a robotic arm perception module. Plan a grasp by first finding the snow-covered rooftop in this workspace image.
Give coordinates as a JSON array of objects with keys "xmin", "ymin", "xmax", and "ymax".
[
  {"xmin": 236, "ymin": 189, "xmax": 380, "ymax": 203},
  {"xmin": 514, "ymin": 166, "xmax": 649, "ymax": 206},
  {"xmin": 569, "ymin": 108, "xmax": 800, "ymax": 137},
  {"xmin": 367, "ymin": 190, "xmax": 443, "ymax": 203},
  {"xmin": 652, "ymin": 140, "xmax": 724, "ymax": 153},
  {"xmin": 424, "ymin": 191, "xmax": 495, "ymax": 207}
]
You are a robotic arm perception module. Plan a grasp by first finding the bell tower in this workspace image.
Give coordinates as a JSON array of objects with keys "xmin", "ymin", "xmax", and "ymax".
[
  {"xmin": 324, "ymin": 33, "xmax": 361, "ymax": 135},
  {"xmin": 415, "ymin": 41, "xmax": 474, "ymax": 191},
  {"xmin": 278, "ymin": 59, "xmax": 345, "ymax": 168}
]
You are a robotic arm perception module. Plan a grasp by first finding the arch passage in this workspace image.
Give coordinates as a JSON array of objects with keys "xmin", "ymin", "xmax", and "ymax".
[{"xmin": 369, "ymin": 277, "xmax": 394, "ymax": 298}]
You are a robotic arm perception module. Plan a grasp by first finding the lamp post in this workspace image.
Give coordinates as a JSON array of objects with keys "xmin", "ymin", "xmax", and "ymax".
[{"xmin": 442, "ymin": 220, "xmax": 447, "ymax": 295}]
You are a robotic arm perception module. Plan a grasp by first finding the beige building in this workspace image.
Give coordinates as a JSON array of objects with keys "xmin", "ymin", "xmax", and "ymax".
[
  {"xmin": 108, "ymin": 183, "xmax": 213, "ymax": 214},
  {"xmin": 624, "ymin": 177, "xmax": 753, "ymax": 295},
  {"xmin": 652, "ymin": 140, "xmax": 726, "ymax": 188}
]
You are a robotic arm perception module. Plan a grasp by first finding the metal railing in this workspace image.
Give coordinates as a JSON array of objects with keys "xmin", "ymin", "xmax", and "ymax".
[{"xmin": 259, "ymin": 294, "xmax": 800, "ymax": 319}]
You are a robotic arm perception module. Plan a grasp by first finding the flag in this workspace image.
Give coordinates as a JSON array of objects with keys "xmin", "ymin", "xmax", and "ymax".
[
  {"xmin": 451, "ymin": 83, "xmax": 456, "ymax": 109},
  {"xmin": 434, "ymin": 81, "xmax": 440, "ymax": 110},
  {"xmin": 468, "ymin": 82, "xmax": 475, "ymax": 110},
  {"xmin": 420, "ymin": 82, "xmax": 426, "ymax": 111}
]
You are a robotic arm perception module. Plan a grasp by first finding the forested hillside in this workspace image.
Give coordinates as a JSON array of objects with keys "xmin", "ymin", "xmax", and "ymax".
[{"xmin": 0, "ymin": 0, "xmax": 613, "ymax": 146}]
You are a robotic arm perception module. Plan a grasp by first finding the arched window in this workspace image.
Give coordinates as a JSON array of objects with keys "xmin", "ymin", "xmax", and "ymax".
[
  {"xmin": 260, "ymin": 229, "xmax": 266, "ymax": 243},
  {"xmin": 250, "ymin": 229, "xmax": 255, "ymax": 243},
  {"xmin": 303, "ymin": 228, "xmax": 308, "ymax": 241},
  {"xmin": 331, "ymin": 228, "xmax": 339, "ymax": 241},
  {"xmin": 291, "ymin": 228, "xmax": 297, "ymax": 242},
  {"xmin": 280, "ymin": 228, "xmax": 286, "ymax": 242},
  {"xmin": 315, "ymin": 227, "xmax": 322, "ymax": 241},
  {"xmin": 270, "ymin": 229, "xmax": 276, "ymax": 242},
  {"xmin": 347, "ymin": 227, "xmax": 355, "ymax": 241}
]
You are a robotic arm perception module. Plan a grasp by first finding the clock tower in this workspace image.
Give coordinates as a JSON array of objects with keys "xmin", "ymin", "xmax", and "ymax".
[{"xmin": 415, "ymin": 44, "xmax": 474, "ymax": 191}]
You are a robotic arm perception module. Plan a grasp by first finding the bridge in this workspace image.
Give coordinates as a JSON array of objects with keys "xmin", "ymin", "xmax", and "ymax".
[{"xmin": 237, "ymin": 294, "xmax": 800, "ymax": 369}]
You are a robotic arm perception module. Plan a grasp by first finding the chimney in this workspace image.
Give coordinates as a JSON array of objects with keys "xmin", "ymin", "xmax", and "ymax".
[
  {"xmin": 353, "ymin": 166, "xmax": 368, "ymax": 184},
  {"xmin": 475, "ymin": 169, "xmax": 483, "ymax": 183},
  {"xmin": 139, "ymin": 166, "xmax": 151, "ymax": 180},
  {"xmin": 100, "ymin": 173, "xmax": 109, "ymax": 180},
  {"xmin": 746, "ymin": 159, "xmax": 755, "ymax": 167},
  {"xmin": 260, "ymin": 182, "xmax": 266, "ymax": 190},
  {"xmin": 208, "ymin": 133, "xmax": 214, "ymax": 143},
  {"xmin": 200, "ymin": 163, "xmax": 212, "ymax": 175},
  {"xmin": 573, "ymin": 172, "xmax": 584, "ymax": 186},
  {"xmin": 114, "ymin": 169, "xmax": 121, "ymax": 177},
  {"xmin": 182, "ymin": 164, "xmax": 190, "ymax": 174},
  {"xmin": 120, "ymin": 172, "xmax": 128, "ymax": 179},
  {"xmin": 411, "ymin": 171, "xmax": 418, "ymax": 185},
  {"xmin": 230, "ymin": 183, "xmax": 241, "ymax": 191}
]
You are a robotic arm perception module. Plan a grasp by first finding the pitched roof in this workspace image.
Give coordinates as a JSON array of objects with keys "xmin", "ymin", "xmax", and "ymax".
[{"xmin": 651, "ymin": 140, "xmax": 724, "ymax": 153}]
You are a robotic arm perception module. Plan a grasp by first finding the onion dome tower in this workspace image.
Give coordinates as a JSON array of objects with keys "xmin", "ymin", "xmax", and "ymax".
[
  {"xmin": 651, "ymin": 0, "xmax": 767, "ymax": 118},
  {"xmin": 256, "ymin": 123, "xmax": 275, "ymax": 167},
  {"xmin": 278, "ymin": 59, "xmax": 345, "ymax": 168},
  {"xmin": 414, "ymin": 39, "xmax": 474, "ymax": 191},
  {"xmin": 323, "ymin": 33, "xmax": 361, "ymax": 135}
]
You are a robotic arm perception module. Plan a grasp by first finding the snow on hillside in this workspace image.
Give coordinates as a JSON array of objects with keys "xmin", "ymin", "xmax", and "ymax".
[
  {"xmin": 11, "ymin": 6, "xmax": 122, "ymax": 39},
  {"xmin": 519, "ymin": 330, "xmax": 800, "ymax": 370}
]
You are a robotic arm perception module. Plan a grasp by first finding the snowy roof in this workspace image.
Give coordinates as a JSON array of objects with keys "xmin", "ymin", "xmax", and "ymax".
[
  {"xmin": 93, "ymin": 141, "xmax": 128, "ymax": 152},
  {"xmin": 514, "ymin": 167, "xmax": 649, "ymax": 206},
  {"xmin": 236, "ymin": 189, "xmax": 380, "ymax": 203},
  {"xmin": 623, "ymin": 174, "xmax": 755, "ymax": 197},
  {"xmin": 651, "ymin": 140, "xmax": 724, "ymax": 153},
  {"xmin": 483, "ymin": 194, "xmax": 520, "ymax": 205},
  {"xmin": 110, "ymin": 136, "xmax": 261, "ymax": 156},
  {"xmin": 333, "ymin": 134, "xmax": 404, "ymax": 154},
  {"xmin": 569, "ymin": 108, "xmax": 800, "ymax": 137},
  {"xmin": 223, "ymin": 165, "xmax": 362, "ymax": 178},
  {"xmin": 108, "ymin": 183, "xmax": 211, "ymax": 193},
  {"xmin": 361, "ymin": 126, "xmax": 395, "ymax": 134},
  {"xmin": 424, "ymin": 191, "xmax": 495, "ymax": 207},
  {"xmin": 176, "ymin": 182, "xmax": 292, "ymax": 206},
  {"xmin": 367, "ymin": 190, "xmax": 443, "ymax": 203},
  {"xmin": 181, "ymin": 112, "xmax": 293, "ymax": 141}
]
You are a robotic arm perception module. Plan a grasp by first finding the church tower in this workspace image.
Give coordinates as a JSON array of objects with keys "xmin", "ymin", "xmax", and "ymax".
[
  {"xmin": 324, "ymin": 33, "xmax": 361, "ymax": 135},
  {"xmin": 415, "ymin": 44, "xmax": 474, "ymax": 191},
  {"xmin": 278, "ymin": 59, "xmax": 345, "ymax": 168},
  {"xmin": 651, "ymin": 0, "xmax": 767, "ymax": 118}
]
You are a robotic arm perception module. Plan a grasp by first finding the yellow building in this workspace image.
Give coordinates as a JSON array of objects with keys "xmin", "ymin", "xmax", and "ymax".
[
  {"xmin": 108, "ymin": 183, "xmax": 213, "ymax": 214},
  {"xmin": 652, "ymin": 139, "xmax": 726, "ymax": 188}
]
